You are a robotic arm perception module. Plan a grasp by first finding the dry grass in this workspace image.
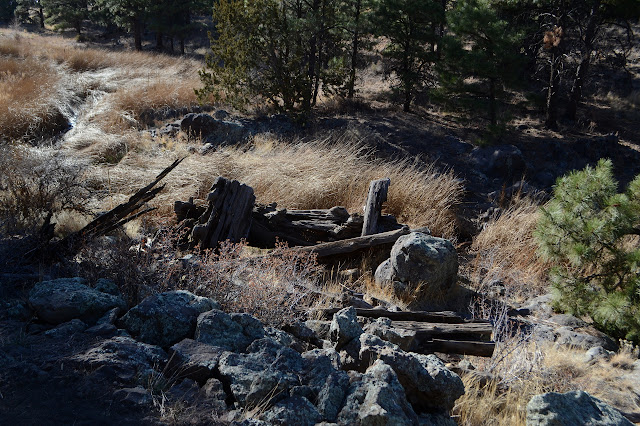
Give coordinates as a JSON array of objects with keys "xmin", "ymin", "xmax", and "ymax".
[
  {"xmin": 454, "ymin": 340, "xmax": 640, "ymax": 425},
  {"xmin": 0, "ymin": 55, "xmax": 74, "ymax": 141},
  {"xmin": 1, "ymin": 28, "xmax": 202, "ymax": 151},
  {"xmin": 104, "ymin": 132, "xmax": 463, "ymax": 238},
  {"xmin": 469, "ymin": 195, "xmax": 550, "ymax": 302}
]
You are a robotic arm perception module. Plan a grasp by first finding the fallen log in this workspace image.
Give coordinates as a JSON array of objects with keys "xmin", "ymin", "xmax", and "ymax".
[
  {"xmin": 58, "ymin": 157, "xmax": 184, "ymax": 253},
  {"xmin": 319, "ymin": 307, "xmax": 465, "ymax": 324},
  {"xmin": 419, "ymin": 339, "xmax": 495, "ymax": 357},
  {"xmin": 391, "ymin": 320, "xmax": 493, "ymax": 341},
  {"xmin": 362, "ymin": 178, "xmax": 390, "ymax": 236},
  {"xmin": 297, "ymin": 226, "xmax": 410, "ymax": 259}
]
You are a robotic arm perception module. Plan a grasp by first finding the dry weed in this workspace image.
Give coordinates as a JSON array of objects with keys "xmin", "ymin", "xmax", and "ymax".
[
  {"xmin": 455, "ymin": 336, "xmax": 640, "ymax": 425},
  {"xmin": 0, "ymin": 145, "xmax": 91, "ymax": 233},
  {"xmin": 469, "ymin": 195, "xmax": 550, "ymax": 302},
  {"xmin": 176, "ymin": 240, "xmax": 322, "ymax": 326}
]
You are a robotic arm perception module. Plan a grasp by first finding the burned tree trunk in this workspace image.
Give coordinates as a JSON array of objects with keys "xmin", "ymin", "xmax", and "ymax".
[
  {"xmin": 191, "ymin": 177, "xmax": 256, "ymax": 250},
  {"xmin": 362, "ymin": 178, "xmax": 390, "ymax": 236}
]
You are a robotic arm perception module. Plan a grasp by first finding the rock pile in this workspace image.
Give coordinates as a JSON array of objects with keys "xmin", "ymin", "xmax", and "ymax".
[{"xmin": 25, "ymin": 280, "xmax": 468, "ymax": 424}]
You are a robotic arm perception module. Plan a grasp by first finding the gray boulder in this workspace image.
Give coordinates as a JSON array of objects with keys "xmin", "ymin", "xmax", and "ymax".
[
  {"xmin": 201, "ymin": 378, "xmax": 229, "ymax": 412},
  {"xmin": 375, "ymin": 233, "xmax": 458, "ymax": 306},
  {"xmin": 44, "ymin": 318, "xmax": 87, "ymax": 338},
  {"xmin": 363, "ymin": 317, "xmax": 417, "ymax": 351},
  {"xmin": 330, "ymin": 307, "xmax": 364, "ymax": 350},
  {"xmin": 195, "ymin": 310, "xmax": 265, "ymax": 352},
  {"xmin": 357, "ymin": 333, "xmax": 464, "ymax": 414},
  {"xmin": 259, "ymin": 396, "xmax": 322, "ymax": 426},
  {"xmin": 217, "ymin": 338, "xmax": 305, "ymax": 407},
  {"xmin": 316, "ymin": 370, "xmax": 350, "ymax": 422},
  {"xmin": 121, "ymin": 290, "xmax": 219, "ymax": 347},
  {"xmin": 168, "ymin": 338, "xmax": 225, "ymax": 383},
  {"xmin": 180, "ymin": 113, "xmax": 248, "ymax": 144},
  {"xmin": 29, "ymin": 277, "xmax": 126, "ymax": 324},
  {"xmin": 72, "ymin": 336, "xmax": 167, "ymax": 384},
  {"xmin": 337, "ymin": 360, "xmax": 419, "ymax": 425},
  {"xmin": 526, "ymin": 390, "xmax": 633, "ymax": 426}
]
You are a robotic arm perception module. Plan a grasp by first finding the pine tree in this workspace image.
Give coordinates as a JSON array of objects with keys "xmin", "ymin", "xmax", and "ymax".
[
  {"xmin": 14, "ymin": 0, "xmax": 46, "ymax": 27},
  {"xmin": 371, "ymin": 0, "xmax": 443, "ymax": 112},
  {"xmin": 197, "ymin": 0, "xmax": 349, "ymax": 115},
  {"xmin": 535, "ymin": 159, "xmax": 640, "ymax": 343},
  {"xmin": 42, "ymin": 0, "xmax": 89, "ymax": 35},
  {"xmin": 1, "ymin": 0, "xmax": 17, "ymax": 23},
  {"xmin": 95, "ymin": 0, "xmax": 149, "ymax": 50},
  {"xmin": 440, "ymin": 0, "xmax": 524, "ymax": 126}
]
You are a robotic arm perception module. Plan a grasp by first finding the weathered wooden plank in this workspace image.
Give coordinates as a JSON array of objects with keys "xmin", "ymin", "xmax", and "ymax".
[
  {"xmin": 362, "ymin": 178, "xmax": 390, "ymax": 236},
  {"xmin": 418, "ymin": 339, "xmax": 495, "ymax": 357},
  {"xmin": 319, "ymin": 307, "xmax": 465, "ymax": 324},
  {"xmin": 391, "ymin": 321, "xmax": 493, "ymax": 341},
  {"xmin": 297, "ymin": 226, "xmax": 410, "ymax": 258}
]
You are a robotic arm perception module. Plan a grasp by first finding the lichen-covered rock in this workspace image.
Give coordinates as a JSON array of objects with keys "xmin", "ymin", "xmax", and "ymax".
[
  {"xmin": 526, "ymin": 390, "xmax": 633, "ymax": 426},
  {"xmin": 201, "ymin": 378, "xmax": 228, "ymax": 412},
  {"xmin": 259, "ymin": 396, "xmax": 322, "ymax": 426},
  {"xmin": 363, "ymin": 317, "xmax": 417, "ymax": 351},
  {"xmin": 301, "ymin": 347, "xmax": 342, "ymax": 392},
  {"xmin": 44, "ymin": 318, "xmax": 87, "ymax": 338},
  {"xmin": 72, "ymin": 336, "xmax": 167, "ymax": 384},
  {"xmin": 121, "ymin": 290, "xmax": 219, "ymax": 347},
  {"xmin": 29, "ymin": 277, "xmax": 126, "ymax": 324},
  {"xmin": 337, "ymin": 360, "xmax": 419, "ymax": 425},
  {"xmin": 217, "ymin": 338, "xmax": 305, "ymax": 407},
  {"xmin": 358, "ymin": 333, "xmax": 464, "ymax": 414},
  {"xmin": 168, "ymin": 338, "xmax": 225, "ymax": 383},
  {"xmin": 330, "ymin": 307, "xmax": 364, "ymax": 350},
  {"xmin": 374, "ymin": 233, "xmax": 458, "ymax": 306},
  {"xmin": 195, "ymin": 310, "xmax": 265, "ymax": 352},
  {"xmin": 316, "ymin": 370, "xmax": 350, "ymax": 422}
]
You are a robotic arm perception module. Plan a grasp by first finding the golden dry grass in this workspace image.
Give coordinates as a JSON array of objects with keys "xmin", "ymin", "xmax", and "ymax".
[
  {"xmin": 1, "ymin": 28, "xmax": 202, "ymax": 149},
  {"xmin": 469, "ymin": 195, "xmax": 550, "ymax": 301},
  {"xmin": 454, "ymin": 341, "xmax": 640, "ymax": 425},
  {"xmin": 0, "ymin": 55, "xmax": 73, "ymax": 141}
]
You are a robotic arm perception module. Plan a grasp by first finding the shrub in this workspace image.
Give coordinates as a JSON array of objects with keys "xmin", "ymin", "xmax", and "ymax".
[
  {"xmin": 0, "ymin": 145, "xmax": 90, "ymax": 234},
  {"xmin": 535, "ymin": 159, "xmax": 640, "ymax": 342}
]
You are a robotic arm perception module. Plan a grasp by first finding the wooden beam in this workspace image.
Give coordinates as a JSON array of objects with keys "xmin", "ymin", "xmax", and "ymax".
[
  {"xmin": 297, "ymin": 226, "xmax": 410, "ymax": 258},
  {"xmin": 391, "ymin": 321, "xmax": 493, "ymax": 341},
  {"xmin": 319, "ymin": 307, "xmax": 465, "ymax": 324},
  {"xmin": 362, "ymin": 178, "xmax": 390, "ymax": 236},
  {"xmin": 420, "ymin": 339, "xmax": 495, "ymax": 357}
]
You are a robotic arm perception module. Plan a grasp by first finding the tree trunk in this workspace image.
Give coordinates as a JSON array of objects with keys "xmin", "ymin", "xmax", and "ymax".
[
  {"xmin": 488, "ymin": 78, "xmax": 496, "ymax": 125},
  {"xmin": 565, "ymin": 1, "xmax": 601, "ymax": 121},
  {"xmin": 545, "ymin": 52, "xmax": 561, "ymax": 129},
  {"xmin": 347, "ymin": 0, "xmax": 362, "ymax": 98},
  {"xmin": 156, "ymin": 32, "xmax": 164, "ymax": 51},
  {"xmin": 133, "ymin": 17, "xmax": 142, "ymax": 51},
  {"xmin": 38, "ymin": 5, "xmax": 44, "ymax": 28},
  {"xmin": 180, "ymin": 37, "xmax": 185, "ymax": 55}
]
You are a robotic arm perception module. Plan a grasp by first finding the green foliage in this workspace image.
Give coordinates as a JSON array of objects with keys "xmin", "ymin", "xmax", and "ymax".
[
  {"xmin": 197, "ymin": 0, "xmax": 351, "ymax": 115},
  {"xmin": 42, "ymin": 0, "xmax": 89, "ymax": 34},
  {"xmin": 0, "ymin": 0, "xmax": 17, "ymax": 23},
  {"xmin": 95, "ymin": 0, "xmax": 148, "ymax": 49},
  {"xmin": 440, "ymin": 0, "xmax": 525, "ymax": 126},
  {"xmin": 535, "ymin": 159, "xmax": 640, "ymax": 343},
  {"xmin": 371, "ymin": 0, "xmax": 443, "ymax": 112}
]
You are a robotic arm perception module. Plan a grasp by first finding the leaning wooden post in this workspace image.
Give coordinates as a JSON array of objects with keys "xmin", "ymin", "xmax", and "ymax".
[{"xmin": 361, "ymin": 178, "xmax": 390, "ymax": 236}]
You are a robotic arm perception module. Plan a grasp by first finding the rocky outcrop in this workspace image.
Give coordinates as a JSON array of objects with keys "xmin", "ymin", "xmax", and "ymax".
[
  {"xmin": 168, "ymin": 338, "xmax": 225, "ymax": 383},
  {"xmin": 29, "ymin": 277, "xmax": 126, "ymax": 324},
  {"xmin": 526, "ymin": 390, "xmax": 633, "ymax": 426},
  {"xmin": 195, "ymin": 309, "xmax": 265, "ymax": 352},
  {"xmin": 337, "ymin": 360, "xmax": 419, "ymax": 425},
  {"xmin": 375, "ymin": 232, "xmax": 458, "ymax": 307},
  {"xmin": 72, "ymin": 336, "xmax": 167, "ymax": 384},
  {"xmin": 217, "ymin": 338, "xmax": 305, "ymax": 407},
  {"xmin": 120, "ymin": 290, "xmax": 218, "ymax": 347}
]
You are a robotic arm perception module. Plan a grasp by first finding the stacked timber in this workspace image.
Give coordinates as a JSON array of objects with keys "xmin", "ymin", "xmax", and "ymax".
[{"xmin": 320, "ymin": 307, "xmax": 495, "ymax": 357}]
